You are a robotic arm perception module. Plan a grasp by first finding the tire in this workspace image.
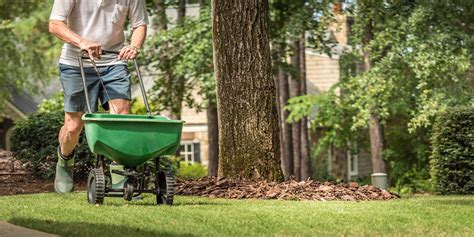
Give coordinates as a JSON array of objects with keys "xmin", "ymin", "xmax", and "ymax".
[
  {"xmin": 123, "ymin": 182, "xmax": 134, "ymax": 201},
  {"xmin": 156, "ymin": 171, "xmax": 174, "ymax": 205},
  {"xmin": 87, "ymin": 168, "xmax": 105, "ymax": 205}
]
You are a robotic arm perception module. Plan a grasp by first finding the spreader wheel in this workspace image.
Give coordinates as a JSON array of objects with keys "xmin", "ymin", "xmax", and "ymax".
[
  {"xmin": 156, "ymin": 171, "xmax": 174, "ymax": 205},
  {"xmin": 123, "ymin": 182, "xmax": 134, "ymax": 201},
  {"xmin": 87, "ymin": 168, "xmax": 105, "ymax": 205}
]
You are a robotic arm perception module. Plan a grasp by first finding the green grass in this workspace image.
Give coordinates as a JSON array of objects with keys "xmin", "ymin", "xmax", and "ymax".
[{"xmin": 0, "ymin": 193, "xmax": 472, "ymax": 236}]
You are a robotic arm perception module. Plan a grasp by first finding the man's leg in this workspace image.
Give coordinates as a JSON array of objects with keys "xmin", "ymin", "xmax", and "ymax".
[
  {"xmin": 108, "ymin": 99, "xmax": 130, "ymax": 115},
  {"xmin": 59, "ymin": 112, "xmax": 85, "ymax": 156},
  {"xmin": 54, "ymin": 112, "xmax": 84, "ymax": 194}
]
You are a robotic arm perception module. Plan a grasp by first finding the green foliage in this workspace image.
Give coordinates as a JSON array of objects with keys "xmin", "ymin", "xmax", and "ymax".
[
  {"xmin": 10, "ymin": 112, "xmax": 93, "ymax": 179},
  {"xmin": 348, "ymin": 2, "xmax": 472, "ymax": 131},
  {"xmin": 144, "ymin": 7, "xmax": 214, "ymax": 114},
  {"xmin": 430, "ymin": 107, "xmax": 474, "ymax": 194},
  {"xmin": 286, "ymin": 88, "xmax": 357, "ymax": 156},
  {"xmin": 286, "ymin": 1, "xmax": 473, "ymax": 189},
  {"xmin": 177, "ymin": 162, "xmax": 207, "ymax": 179},
  {"xmin": 0, "ymin": 1, "xmax": 61, "ymax": 107},
  {"xmin": 384, "ymin": 117, "xmax": 433, "ymax": 194},
  {"xmin": 38, "ymin": 91, "xmax": 64, "ymax": 113}
]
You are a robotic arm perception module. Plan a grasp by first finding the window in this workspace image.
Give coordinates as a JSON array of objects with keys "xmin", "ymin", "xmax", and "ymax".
[
  {"xmin": 179, "ymin": 142, "xmax": 200, "ymax": 164},
  {"xmin": 347, "ymin": 151, "xmax": 358, "ymax": 177}
]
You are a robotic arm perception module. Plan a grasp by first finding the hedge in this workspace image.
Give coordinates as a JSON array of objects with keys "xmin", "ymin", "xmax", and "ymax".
[
  {"xmin": 11, "ymin": 111, "xmax": 93, "ymax": 179},
  {"xmin": 430, "ymin": 106, "xmax": 474, "ymax": 194}
]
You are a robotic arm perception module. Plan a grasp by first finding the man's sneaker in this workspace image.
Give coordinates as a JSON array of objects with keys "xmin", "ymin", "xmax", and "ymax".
[{"xmin": 54, "ymin": 146, "xmax": 75, "ymax": 193}]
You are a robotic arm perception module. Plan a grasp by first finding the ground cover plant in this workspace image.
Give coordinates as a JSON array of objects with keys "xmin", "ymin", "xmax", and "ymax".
[{"xmin": 0, "ymin": 193, "xmax": 472, "ymax": 237}]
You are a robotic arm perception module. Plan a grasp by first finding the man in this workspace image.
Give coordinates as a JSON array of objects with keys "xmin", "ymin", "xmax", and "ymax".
[{"xmin": 49, "ymin": 0, "xmax": 148, "ymax": 193}]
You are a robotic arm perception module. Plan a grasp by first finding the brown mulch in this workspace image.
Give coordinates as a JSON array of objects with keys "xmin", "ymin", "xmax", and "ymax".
[
  {"xmin": 0, "ymin": 174, "xmax": 87, "ymax": 196},
  {"xmin": 0, "ymin": 174, "xmax": 54, "ymax": 195},
  {"xmin": 175, "ymin": 177, "xmax": 399, "ymax": 201}
]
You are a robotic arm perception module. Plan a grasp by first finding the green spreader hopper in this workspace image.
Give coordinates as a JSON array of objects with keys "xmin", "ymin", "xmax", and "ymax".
[
  {"xmin": 79, "ymin": 51, "xmax": 182, "ymax": 205},
  {"xmin": 83, "ymin": 113, "xmax": 183, "ymax": 167}
]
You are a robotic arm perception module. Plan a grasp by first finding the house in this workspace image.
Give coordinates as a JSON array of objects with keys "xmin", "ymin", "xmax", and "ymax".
[{"xmin": 0, "ymin": 88, "xmax": 38, "ymax": 151}]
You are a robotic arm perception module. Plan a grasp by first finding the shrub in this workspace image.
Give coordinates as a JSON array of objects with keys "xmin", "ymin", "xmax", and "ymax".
[
  {"xmin": 10, "ymin": 111, "xmax": 93, "ymax": 179},
  {"xmin": 177, "ymin": 162, "xmax": 207, "ymax": 179},
  {"xmin": 430, "ymin": 106, "xmax": 474, "ymax": 194}
]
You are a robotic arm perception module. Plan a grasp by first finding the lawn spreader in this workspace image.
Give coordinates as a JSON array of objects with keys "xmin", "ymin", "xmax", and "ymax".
[{"xmin": 78, "ymin": 50, "xmax": 183, "ymax": 205}]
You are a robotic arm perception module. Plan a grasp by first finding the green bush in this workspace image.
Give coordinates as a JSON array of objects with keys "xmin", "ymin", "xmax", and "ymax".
[
  {"xmin": 430, "ymin": 106, "xmax": 474, "ymax": 194},
  {"xmin": 11, "ymin": 111, "xmax": 93, "ymax": 179},
  {"xmin": 177, "ymin": 162, "xmax": 207, "ymax": 179}
]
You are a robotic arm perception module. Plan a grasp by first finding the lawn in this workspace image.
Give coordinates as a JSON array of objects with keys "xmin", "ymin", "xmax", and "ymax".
[{"xmin": 0, "ymin": 193, "xmax": 472, "ymax": 237}]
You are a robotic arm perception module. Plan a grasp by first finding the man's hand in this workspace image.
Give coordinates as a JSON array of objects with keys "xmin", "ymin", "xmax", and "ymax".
[
  {"xmin": 118, "ymin": 45, "xmax": 139, "ymax": 60},
  {"xmin": 49, "ymin": 20, "xmax": 102, "ymax": 60},
  {"xmin": 79, "ymin": 39, "xmax": 102, "ymax": 60}
]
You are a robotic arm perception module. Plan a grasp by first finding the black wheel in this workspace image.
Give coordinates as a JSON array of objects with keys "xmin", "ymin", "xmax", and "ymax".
[
  {"xmin": 156, "ymin": 171, "xmax": 174, "ymax": 205},
  {"xmin": 87, "ymin": 168, "xmax": 105, "ymax": 205},
  {"xmin": 123, "ymin": 182, "xmax": 134, "ymax": 201}
]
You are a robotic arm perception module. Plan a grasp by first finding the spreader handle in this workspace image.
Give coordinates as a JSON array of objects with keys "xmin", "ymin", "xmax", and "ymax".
[{"xmin": 78, "ymin": 50, "xmax": 152, "ymax": 116}]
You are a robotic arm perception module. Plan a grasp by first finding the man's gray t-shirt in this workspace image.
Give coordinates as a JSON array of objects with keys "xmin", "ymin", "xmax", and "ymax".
[{"xmin": 50, "ymin": 0, "xmax": 149, "ymax": 67}]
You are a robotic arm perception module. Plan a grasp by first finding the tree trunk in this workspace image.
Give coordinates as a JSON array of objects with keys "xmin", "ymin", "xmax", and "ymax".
[
  {"xmin": 289, "ymin": 40, "xmax": 301, "ymax": 180},
  {"xmin": 212, "ymin": 0, "xmax": 283, "ymax": 181},
  {"xmin": 172, "ymin": 0, "xmax": 186, "ymax": 121},
  {"xmin": 363, "ymin": 15, "xmax": 388, "ymax": 175},
  {"xmin": 154, "ymin": 0, "xmax": 167, "ymax": 31},
  {"xmin": 207, "ymin": 102, "xmax": 219, "ymax": 177},
  {"xmin": 177, "ymin": 0, "xmax": 186, "ymax": 26},
  {"xmin": 274, "ymin": 46, "xmax": 294, "ymax": 180},
  {"xmin": 299, "ymin": 34, "xmax": 311, "ymax": 180},
  {"xmin": 198, "ymin": 0, "xmax": 206, "ymax": 8},
  {"xmin": 369, "ymin": 114, "xmax": 387, "ymax": 173}
]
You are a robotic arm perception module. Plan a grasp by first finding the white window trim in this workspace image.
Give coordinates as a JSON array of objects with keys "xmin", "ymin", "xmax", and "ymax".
[
  {"xmin": 180, "ymin": 141, "xmax": 195, "ymax": 164},
  {"xmin": 347, "ymin": 149, "xmax": 359, "ymax": 178}
]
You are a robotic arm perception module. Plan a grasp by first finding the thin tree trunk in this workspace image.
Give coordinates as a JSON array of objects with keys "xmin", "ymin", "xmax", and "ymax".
[
  {"xmin": 299, "ymin": 34, "xmax": 311, "ymax": 180},
  {"xmin": 207, "ymin": 102, "xmax": 219, "ymax": 177},
  {"xmin": 276, "ymin": 46, "xmax": 294, "ymax": 180},
  {"xmin": 198, "ymin": 0, "xmax": 206, "ymax": 8},
  {"xmin": 155, "ymin": 0, "xmax": 167, "ymax": 31},
  {"xmin": 363, "ymin": 15, "xmax": 388, "ymax": 175},
  {"xmin": 212, "ymin": 0, "xmax": 283, "ymax": 181},
  {"xmin": 178, "ymin": 0, "xmax": 186, "ymax": 26},
  {"xmin": 289, "ymin": 40, "xmax": 301, "ymax": 181},
  {"xmin": 172, "ymin": 0, "xmax": 186, "ymax": 121}
]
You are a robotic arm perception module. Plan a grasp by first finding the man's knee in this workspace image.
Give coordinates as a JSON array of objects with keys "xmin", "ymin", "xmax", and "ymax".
[
  {"xmin": 109, "ymin": 99, "xmax": 130, "ymax": 114},
  {"xmin": 64, "ymin": 113, "xmax": 84, "ymax": 135}
]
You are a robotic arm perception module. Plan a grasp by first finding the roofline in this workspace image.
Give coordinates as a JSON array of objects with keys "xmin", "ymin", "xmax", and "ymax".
[{"xmin": 6, "ymin": 101, "xmax": 26, "ymax": 119}]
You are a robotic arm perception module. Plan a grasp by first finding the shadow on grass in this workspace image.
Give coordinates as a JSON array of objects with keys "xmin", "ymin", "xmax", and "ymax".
[
  {"xmin": 9, "ymin": 218, "xmax": 195, "ymax": 237},
  {"xmin": 105, "ymin": 201, "xmax": 227, "ymax": 207}
]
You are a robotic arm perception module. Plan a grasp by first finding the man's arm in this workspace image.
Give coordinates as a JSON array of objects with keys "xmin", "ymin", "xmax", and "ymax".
[
  {"xmin": 49, "ymin": 20, "xmax": 102, "ymax": 59},
  {"xmin": 118, "ymin": 25, "xmax": 147, "ymax": 60}
]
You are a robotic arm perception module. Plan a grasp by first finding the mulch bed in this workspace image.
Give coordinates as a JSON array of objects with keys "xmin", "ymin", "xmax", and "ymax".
[
  {"xmin": 1, "ymin": 174, "xmax": 399, "ymax": 201},
  {"xmin": 0, "ymin": 174, "xmax": 54, "ymax": 196},
  {"xmin": 175, "ymin": 177, "xmax": 399, "ymax": 201},
  {"xmin": 0, "ymin": 174, "xmax": 87, "ymax": 196}
]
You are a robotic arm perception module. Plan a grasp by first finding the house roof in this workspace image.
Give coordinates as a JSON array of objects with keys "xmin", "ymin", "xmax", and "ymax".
[{"xmin": 8, "ymin": 87, "xmax": 38, "ymax": 115}]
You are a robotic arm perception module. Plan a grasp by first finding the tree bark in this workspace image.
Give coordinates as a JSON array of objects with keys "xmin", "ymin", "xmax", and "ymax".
[
  {"xmin": 207, "ymin": 102, "xmax": 219, "ymax": 176},
  {"xmin": 177, "ymin": 0, "xmax": 186, "ymax": 26},
  {"xmin": 198, "ymin": 0, "xmax": 206, "ymax": 8},
  {"xmin": 289, "ymin": 40, "xmax": 301, "ymax": 180},
  {"xmin": 212, "ymin": 0, "xmax": 283, "ymax": 181},
  {"xmin": 172, "ymin": 0, "xmax": 186, "ymax": 121},
  {"xmin": 299, "ymin": 34, "xmax": 311, "ymax": 180},
  {"xmin": 363, "ymin": 14, "xmax": 388, "ymax": 175},
  {"xmin": 276, "ymin": 45, "xmax": 294, "ymax": 180},
  {"xmin": 154, "ymin": 0, "xmax": 167, "ymax": 31}
]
